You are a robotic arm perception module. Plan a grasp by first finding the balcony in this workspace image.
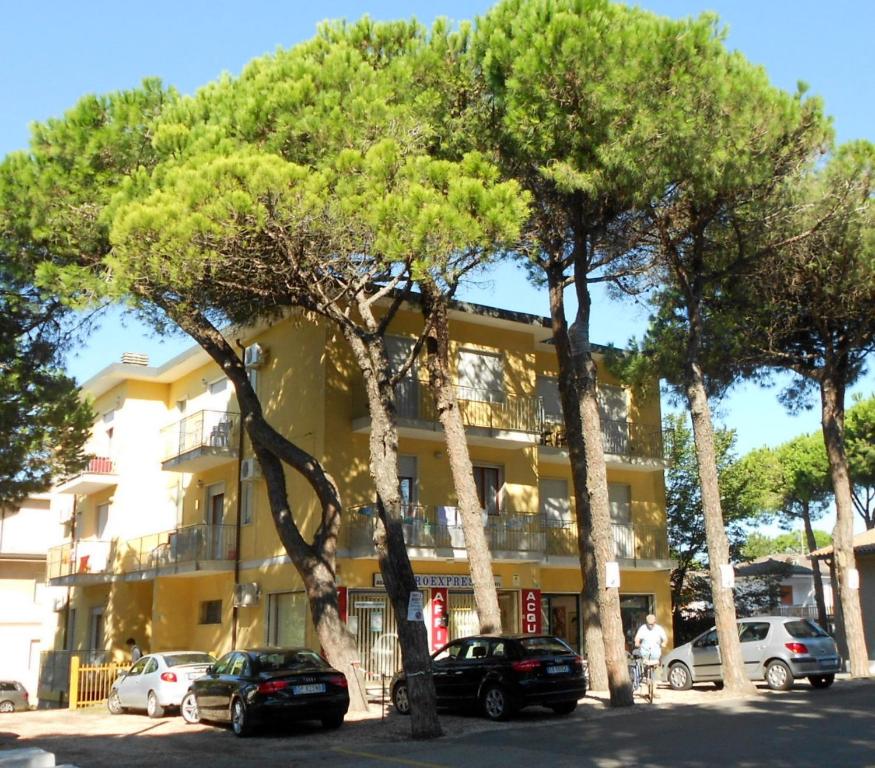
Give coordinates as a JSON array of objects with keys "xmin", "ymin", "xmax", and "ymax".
[
  {"xmin": 352, "ymin": 380, "xmax": 544, "ymax": 446},
  {"xmin": 123, "ymin": 523, "xmax": 237, "ymax": 578},
  {"xmin": 545, "ymin": 520, "xmax": 671, "ymax": 566},
  {"xmin": 55, "ymin": 457, "xmax": 118, "ymax": 495},
  {"xmin": 161, "ymin": 410, "xmax": 240, "ymax": 472},
  {"xmin": 337, "ymin": 505, "xmax": 667, "ymax": 567},
  {"xmin": 47, "ymin": 540, "xmax": 115, "ymax": 585},
  {"xmin": 540, "ymin": 419, "xmax": 668, "ymax": 469}
]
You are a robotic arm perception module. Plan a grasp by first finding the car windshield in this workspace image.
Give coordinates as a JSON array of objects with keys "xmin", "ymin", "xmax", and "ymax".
[
  {"xmin": 164, "ymin": 653, "xmax": 216, "ymax": 667},
  {"xmin": 785, "ymin": 619, "xmax": 829, "ymax": 638},
  {"xmin": 519, "ymin": 637, "xmax": 574, "ymax": 656},
  {"xmin": 251, "ymin": 650, "xmax": 328, "ymax": 673}
]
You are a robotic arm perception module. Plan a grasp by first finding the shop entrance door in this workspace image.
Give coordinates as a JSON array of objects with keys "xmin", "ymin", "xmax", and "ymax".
[
  {"xmin": 449, "ymin": 592, "xmax": 480, "ymax": 638},
  {"xmin": 348, "ymin": 591, "xmax": 400, "ymax": 683}
]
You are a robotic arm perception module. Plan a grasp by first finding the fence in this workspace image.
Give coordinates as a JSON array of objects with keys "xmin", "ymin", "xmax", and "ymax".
[{"xmin": 69, "ymin": 656, "xmax": 119, "ymax": 709}]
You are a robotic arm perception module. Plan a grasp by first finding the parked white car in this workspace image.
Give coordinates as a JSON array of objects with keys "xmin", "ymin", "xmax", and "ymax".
[{"xmin": 108, "ymin": 651, "xmax": 216, "ymax": 717}]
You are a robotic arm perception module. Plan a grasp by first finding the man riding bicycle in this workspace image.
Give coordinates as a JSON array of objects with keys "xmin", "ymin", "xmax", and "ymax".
[{"xmin": 633, "ymin": 614, "xmax": 667, "ymax": 695}]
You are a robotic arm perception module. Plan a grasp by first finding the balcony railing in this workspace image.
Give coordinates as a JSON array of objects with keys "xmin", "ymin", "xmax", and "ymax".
[
  {"xmin": 354, "ymin": 379, "xmax": 544, "ymax": 435},
  {"xmin": 160, "ymin": 410, "xmax": 240, "ymax": 471},
  {"xmin": 55, "ymin": 456, "xmax": 118, "ymax": 495},
  {"xmin": 47, "ymin": 540, "xmax": 114, "ymax": 581},
  {"xmin": 338, "ymin": 505, "xmax": 665, "ymax": 563},
  {"xmin": 124, "ymin": 523, "xmax": 238, "ymax": 571},
  {"xmin": 545, "ymin": 520, "xmax": 670, "ymax": 561},
  {"xmin": 542, "ymin": 419, "xmax": 668, "ymax": 462}
]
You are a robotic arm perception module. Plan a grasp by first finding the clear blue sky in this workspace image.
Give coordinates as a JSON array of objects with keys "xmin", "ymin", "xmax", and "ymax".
[{"xmin": 3, "ymin": 0, "xmax": 873, "ymax": 526}]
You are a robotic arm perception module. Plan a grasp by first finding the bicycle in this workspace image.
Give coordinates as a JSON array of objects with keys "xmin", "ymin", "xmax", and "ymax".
[{"xmin": 630, "ymin": 650, "xmax": 660, "ymax": 703}]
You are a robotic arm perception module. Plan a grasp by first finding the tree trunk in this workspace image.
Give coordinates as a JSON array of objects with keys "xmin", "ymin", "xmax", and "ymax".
[
  {"xmin": 344, "ymin": 327, "xmax": 442, "ymax": 738},
  {"xmin": 800, "ymin": 500, "xmax": 829, "ymax": 632},
  {"xmin": 572, "ymin": 279, "xmax": 634, "ymax": 707},
  {"xmin": 820, "ymin": 376, "xmax": 869, "ymax": 677},
  {"xmin": 545, "ymin": 265, "xmax": 608, "ymax": 692},
  {"xmin": 420, "ymin": 285, "xmax": 502, "ymax": 634},
  {"xmin": 684, "ymin": 367, "xmax": 756, "ymax": 696},
  {"xmin": 164, "ymin": 306, "xmax": 369, "ymax": 711}
]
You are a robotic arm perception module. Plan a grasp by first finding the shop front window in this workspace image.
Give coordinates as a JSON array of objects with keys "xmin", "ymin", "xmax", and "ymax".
[{"xmin": 620, "ymin": 594, "xmax": 654, "ymax": 651}]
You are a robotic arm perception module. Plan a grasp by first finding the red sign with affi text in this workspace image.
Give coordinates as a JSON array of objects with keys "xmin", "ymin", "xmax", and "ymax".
[
  {"xmin": 522, "ymin": 589, "xmax": 542, "ymax": 634},
  {"xmin": 431, "ymin": 587, "xmax": 449, "ymax": 651}
]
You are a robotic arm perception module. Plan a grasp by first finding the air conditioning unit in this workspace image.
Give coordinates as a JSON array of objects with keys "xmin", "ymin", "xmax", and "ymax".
[
  {"xmin": 244, "ymin": 343, "xmax": 267, "ymax": 369},
  {"xmin": 233, "ymin": 582, "xmax": 261, "ymax": 608},
  {"xmin": 240, "ymin": 457, "xmax": 261, "ymax": 481}
]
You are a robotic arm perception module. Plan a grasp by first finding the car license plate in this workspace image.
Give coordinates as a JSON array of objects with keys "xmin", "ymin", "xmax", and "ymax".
[
  {"xmin": 819, "ymin": 658, "xmax": 837, "ymax": 668},
  {"xmin": 292, "ymin": 683, "xmax": 326, "ymax": 695},
  {"xmin": 546, "ymin": 665, "xmax": 570, "ymax": 675}
]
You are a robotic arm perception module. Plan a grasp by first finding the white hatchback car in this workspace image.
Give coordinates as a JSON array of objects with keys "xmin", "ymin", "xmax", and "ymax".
[{"xmin": 108, "ymin": 651, "xmax": 216, "ymax": 717}]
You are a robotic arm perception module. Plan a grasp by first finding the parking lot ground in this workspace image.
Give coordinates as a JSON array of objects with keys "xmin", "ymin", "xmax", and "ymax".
[{"xmin": 1, "ymin": 676, "xmax": 870, "ymax": 768}]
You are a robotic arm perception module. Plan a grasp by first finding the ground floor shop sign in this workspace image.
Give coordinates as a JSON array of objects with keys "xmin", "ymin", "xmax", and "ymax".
[
  {"xmin": 431, "ymin": 587, "xmax": 448, "ymax": 651},
  {"xmin": 522, "ymin": 589, "xmax": 542, "ymax": 634}
]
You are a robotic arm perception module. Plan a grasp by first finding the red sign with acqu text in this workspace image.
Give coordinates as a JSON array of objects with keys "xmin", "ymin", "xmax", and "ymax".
[{"xmin": 522, "ymin": 589, "xmax": 542, "ymax": 634}]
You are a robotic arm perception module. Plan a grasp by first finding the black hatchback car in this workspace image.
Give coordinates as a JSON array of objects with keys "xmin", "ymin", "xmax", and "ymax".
[
  {"xmin": 180, "ymin": 647, "xmax": 349, "ymax": 737},
  {"xmin": 391, "ymin": 634, "xmax": 586, "ymax": 721}
]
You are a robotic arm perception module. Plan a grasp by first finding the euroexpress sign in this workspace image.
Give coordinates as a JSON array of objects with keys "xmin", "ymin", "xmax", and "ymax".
[{"xmin": 373, "ymin": 574, "xmax": 503, "ymax": 589}]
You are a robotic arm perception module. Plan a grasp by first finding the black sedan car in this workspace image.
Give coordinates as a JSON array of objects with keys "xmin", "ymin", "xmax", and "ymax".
[
  {"xmin": 391, "ymin": 634, "xmax": 586, "ymax": 721},
  {"xmin": 180, "ymin": 647, "xmax": 349, "ymax": 737}
]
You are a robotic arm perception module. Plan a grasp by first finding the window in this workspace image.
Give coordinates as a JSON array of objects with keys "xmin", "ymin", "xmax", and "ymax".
[
  {"xmin": 241, "ymin": 483, "xmax": 254, "ymax": 526},
  {"xmin": 96, "ymin": 503, "xmax": 109, "ymax": 539},
  {"xmin": 597, "ymin": 384, "xmax": 627, "ymax": 422},
  {"xmin": 228, "ymin": 654, "xmax": 248, "ymax": 677},
  {"xmin": 779, "ymin": 585, "xmax": 793, "ymax": 606},
  {"xmin": 127, "ymin": 657, "xmax": 149, "ymax": 676},
  {"xmin": 143, "ymin": 657, "xmax": 159, "ymax": 675},
  {"xmin": 608, "ymin": 484, "xmax": 631, "ymax": 523},
  {"xmin": 457, "ymin": 349, "xmax": 504, "ymax": 402},
  {"xmin": 620, "ymin": 594, "xmax": 653, "ymax": 648},
  {"xmin": 540, "ymin": 478, "xmax": 572, "ymax": 527},
  {"xmin": 387, "ymin": 336, "xmax": 418, "ymax": 418},
  {"xmin": 398, "ymin": 455, "xmax": 417, "ymax": 511},
  {"xmin": 537, "ymin": 376, "xmax": 562, "ymax": 422},
  {"xmin": 208, "ymin": 377, "xmax": 228, "ymax": 396},
  {"xmin": 212, "ymin": 653, "xmax": 235, "ymax": 675},
  {"xmin": 473, "ymin": 465, "xmax": 502, "ymax": 516},
  {"xmin": 199, "ymin": 600, "xmax": 222, "ymax": 625},
  {"xmin": 267, "ymin": 592, "xmax": 307, "ymax": 646},
  {"xmin": 739, "ymin": 623, "xmax": 770, "ymax": 643},
  {"xmin": 89, "ymin": 607, "xmax": 105, "ymax": 650}
]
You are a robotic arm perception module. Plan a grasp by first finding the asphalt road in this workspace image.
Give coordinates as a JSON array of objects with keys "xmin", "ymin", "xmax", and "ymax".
[{"xmin": 295, "ymin": 681, "xmax": 875, "ymax": 768}]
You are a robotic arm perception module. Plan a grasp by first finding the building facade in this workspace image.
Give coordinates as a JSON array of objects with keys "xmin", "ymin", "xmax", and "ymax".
[{"xmin": 45, "ymin": 302, "xmax": 673, "ymax": 691}]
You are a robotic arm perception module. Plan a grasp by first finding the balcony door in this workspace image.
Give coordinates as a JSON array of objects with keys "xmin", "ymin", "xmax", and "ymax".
[
  {"xmin": 205, "ymin": 484, "xmax": 225, "ymax": 559},
  {"xmin": 539, "ymin": 478, "xmax": 572, "ymax": 527},
  {"xmin": 609, "ymin": 484, "xmax": 633, "ymax": 558},
  {"xmin": 387, "ymin": 337, "xmax": 418, "ymax": 419},
  {"xmin": 473, "ymin": 465, "xmax": 502, "ymax": 517},
  {"xmin": 598, "ymin": 384, "xmax": 629, "ymax": 454}
]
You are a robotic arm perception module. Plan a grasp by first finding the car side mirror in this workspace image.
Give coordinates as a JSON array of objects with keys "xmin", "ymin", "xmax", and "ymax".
[{"xmin": 206, "ymin": 665, "xmax": 215, "ymax": 675}]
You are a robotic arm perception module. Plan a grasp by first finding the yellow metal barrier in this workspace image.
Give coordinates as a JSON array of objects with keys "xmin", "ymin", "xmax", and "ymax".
[{"xmin": 69, "ymin": 656, "xmax": 119, "ymax": 709}]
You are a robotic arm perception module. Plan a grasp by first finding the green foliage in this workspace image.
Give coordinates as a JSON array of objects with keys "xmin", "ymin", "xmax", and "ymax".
[
  {"xmin": 0, "ymin": 267, "xmax": 93, "ymax": 507},
  {"xmin": 846, "ymin": 395, "xmax": 875, "ymax": 528},
  {"xmin": 665, "ymin": 412, "xmax": 765, "ymax": 574},
  {"xmin": 742, "ymin": 530, "xmax": 832, "ymax": 561}
]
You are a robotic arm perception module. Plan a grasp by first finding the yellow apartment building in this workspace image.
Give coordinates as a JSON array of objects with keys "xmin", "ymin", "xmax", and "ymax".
[{"xmin": 44, "ymin": 300, "xmax": 673, "ymax": 695}]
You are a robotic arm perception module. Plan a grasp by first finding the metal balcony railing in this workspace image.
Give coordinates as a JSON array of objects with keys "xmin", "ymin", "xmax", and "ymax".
[
  {"xmin": 46, "ymin": 540, "xmax": 114, "ymax": 581},
  {"xmin": 160, "ymin": 410, "xmax": 240, "ymax": 461},
  {"xmin": 338, "ymin": 505, "xmax": 664, "ymax": 562},
  {"xmin": 544, "ymin": 520, "xmax": 670, "ymax": 561},
  {"xmin": 125, "ymin": 523, "xmax": 238, "ymax": 571},
  {"xmin": 354, "ymin": 379, "xmax": 544, "ymax": 435},
  {"xmin": 541, "ymin": 419, "xmax": 668, "ymax": 462}
]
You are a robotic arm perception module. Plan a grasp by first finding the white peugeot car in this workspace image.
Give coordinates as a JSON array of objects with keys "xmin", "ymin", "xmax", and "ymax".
[{"xmin": 108, "ymin": 651, "xmax": 216, "ymax": 717}]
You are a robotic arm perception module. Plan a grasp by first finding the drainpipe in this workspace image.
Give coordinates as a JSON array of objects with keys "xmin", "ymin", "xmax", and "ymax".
[{"xmin": 232, "ymin": 411, "xmax": 244, "ymax": 649}]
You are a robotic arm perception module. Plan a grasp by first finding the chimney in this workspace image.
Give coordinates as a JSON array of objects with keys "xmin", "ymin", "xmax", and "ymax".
[{"xmin": 121, "ymin": 352, "xmax": 149, "ymax": 366}]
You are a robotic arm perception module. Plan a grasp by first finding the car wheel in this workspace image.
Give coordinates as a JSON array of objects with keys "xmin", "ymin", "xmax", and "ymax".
[
  {"xmin": 712, "ymin": 681, "xmax": 724, "ymax": 690},
  {"xmin": 392, "ymin": 682, "xmax": 410, "ymax": 715},
  {"xmin": 0, "ymin": 700, "xmax": 15, "ymax": 713},
  {"xmin": 321, "ymin": 710, "xmax": 345, "ymax": 729},
  {"xmin": 808, "ymin": 674, "xmax": 835, "ymax": 689},
  {"xmin": 481, "ymin": 685, "xmax": 512, "ymax": 721},
  {"xmin": 668, "ymin": 663, "xmax": 693, "ymax": 691},
  {"xmin": 550, "ymin": 701, "xmax": 577, "ymax": 716},
  {"xmin": 180, "ymin": 692, "xmax": 201, "ymax": 724},
  {"xmin": 231, "ymin": 698, "xmax": 252, "ymax": 737},
  {"xmin": 107, "ymin": 691, "xmax": 124, "ymax": 715},
  {"xmin": 765, "ymin": 660, "xmax": 793, "ymax": 691},
  {"xmin": 146, "ymin": 690, "xmax": 165, "ymax": 718}
]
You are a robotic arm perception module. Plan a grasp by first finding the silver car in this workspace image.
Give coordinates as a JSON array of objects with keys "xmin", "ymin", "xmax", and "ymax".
[
  {"xmin": 108, "ymin": 651, "xmax": 216, "ymax": 717},
  {"xmin": 0, "ymin": 681, "xmax": 29, "ymax": 712},
  {"xmin": 663, "ymin": 616, "xmax": 840, "ymax": 691}
]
